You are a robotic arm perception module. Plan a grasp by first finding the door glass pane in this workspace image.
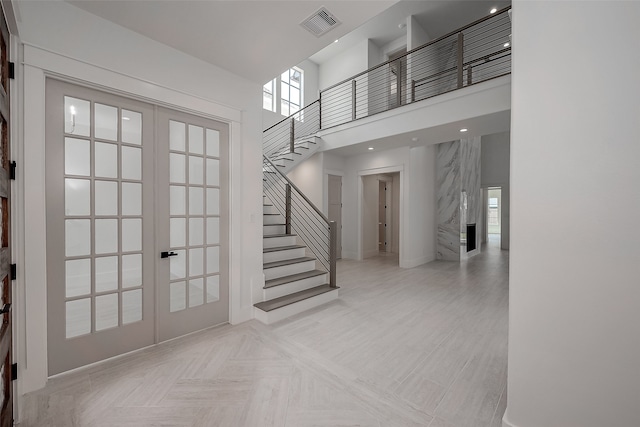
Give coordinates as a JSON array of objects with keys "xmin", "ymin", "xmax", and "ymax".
[
  {"xmin": 170, "ymin": 186, "xmax": 186, "ymax": 215},
  {"xmin": 206, "ymin": 158, "xmax": 219, "ymax": 186},
  {"xmin": 95, "ymin": 180, "xmax": 118, "ymax": 216},
  {"xmin": 189, "ymin": 248, "xmax": 203, "ymax": 276},
  {"xmin": 188, "ymin": 125, "xmax": 204, "ymax": 154},
  {"xmin": 95, "ymin": 219, "xmax": 118, "ymax": 254},
  {"xmin": 206, "ymin": 188, "xmax": 219, "ymax": 215},
  {"xmin": 206, "ymin": 129, "xmax": 219, "ymax": 157},
  {"xmin": 66, "ymin": 298, "xmax": 91, "ymax": 338},
  {"xmin": 122, "ymin": 219, "xmax": 142, "ymax": 252},
  {"xmin": 65, "ymin": 178, "xmax": 90, "ymax": 216},
  {"xmin": 66, "ymin": 219, "xmax": 91, "ymax": 257},
  {"xmin": 170, "ymin": 281, "xmax": 186, "ymax": 312},
  {"xmin": 189, "ymin": 218, "xmax": 203, "ymax": 246},
  {"xmin": 122, "ymin": 254, "xmax": 142, "ymax": 288},
  {"xmin": 170, "ymin": 249, "xmax": 186, "ymax": 279},
  {"xmin": 64, "ymin": 97, "xmax": 90, "ymax": 136},
  {"xmin": 95, "ymin": 256, "xmax": 118, "ymax": 292},
  {"xmin": 95, "ymin": 293, "xmax": 119, "ymax": 331},
  {"xmin": 189, "ymin": 278, "xmax": 204, "ymax": 307},
  {"xmin": 122, "ymin": 290, "xmax": 142, "ymax": 323},
  {"xmin": 95, "ymin": 142, "xmax": 118, "ymax": 178},
  {"xmin": 170, "ymin": 218, "xmax": 186, "ymax": 247},
  {"xmin": 189, "ymin": 187, "xmax": 204, "ymax": 215},
  {"xmin": 95, "ymin": 103, "xmax": 118, "ymax": 141},
  {"xmin": 66, "ymin": 259, "xmax": 91, "ymax": 298},
  {"xmin": 206, "ymin": 275, "xmax": 220, "ymax": 303},
  {"xmin": 206, "ymin": 218, "xmax": 220, "ymax": 245},
  {"xmin": 65, "ymin": 138, "xmax": 90, "ymax": 176},
  {"xmin": 170, "ymin": 153, "xmax": 186, "ymax": 183},
  {"xmin": 207, "ymin": 247, "xmax": 220, "ymax": 274},
  {"xmin": 122, "ymin": 110, "xmax": 142, "ymax": 145},
  {"xmin": 170, "ymin": 120, "xmax": 185, "ymax": 151},
  {"xmin": 122, "ymin": 182, "xmax": 142, "ymax": 216},
  {"xmin": 189, "ymin": 156, "xmax": 204, "ymax": 185},
  {"xmin": 121, "ymin": 146, "xmax": 142, "ymax": 180}
]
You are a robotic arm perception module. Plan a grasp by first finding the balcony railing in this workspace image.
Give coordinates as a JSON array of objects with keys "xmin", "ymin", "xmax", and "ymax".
[{"xmin": 318, "ymin": 6, "xmax": 511, "ymax": 130}]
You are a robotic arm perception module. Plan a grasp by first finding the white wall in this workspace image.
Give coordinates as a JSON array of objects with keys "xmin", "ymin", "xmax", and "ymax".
[
  {"xmin": 262, "ymin": 59, "xmax": 320, "ymax": 129},
  {"xmin": 506, "ymin": 2, "xmax": 640, "ymax": 427},
  {"xmin": 319, "ymin": 38, "xmax": 369, "ymax": 90},
  {"xmin": 13, "ymin": 0, "xmax": 263, "ymax": 402},
  {"xmin": 481, "ymin": 131, "xmax": 510, "ymax": 249},
  {"xmin": 286, "ymin": 151, "xmax": 323, "ymax": 209},
  {"xmin": 339, "ymin": 144, "xmax": 436, "ymax": 267}
]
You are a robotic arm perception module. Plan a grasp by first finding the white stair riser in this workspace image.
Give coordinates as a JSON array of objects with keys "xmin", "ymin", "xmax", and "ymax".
[
  {"xmin": 263, "ymin": 214, "xmax": 284, "ymax": 225},
  {"xmin": 263, "ymin": 247, "xmax": 306, "ymax": 263},
  {"xmin": 263, "ymin": 205, "xmax": 279, "ymax": 215},
  {"xmin": 263, "ymin": 235, "xmax": 297, "ymax": 248},
  {"xmin": 264, "ymin": 224, "xmax": 286, "ymax": 236},
  {"xmin": 264, "ymin": 274, "xmax": 328, "ymax": 300},
  {"xmin": 254, "ymin": 289, "xmax": 339, "ymax": 324},
  {"xmin": 264, "ymin": 260, "xmax": 316, "ymax": 280}
]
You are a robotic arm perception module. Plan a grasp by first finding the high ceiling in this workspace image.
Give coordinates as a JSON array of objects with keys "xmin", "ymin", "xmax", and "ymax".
[
  {"xmin": 67, "ymin": 0, "xmax": 397, "ymax": 84},
  {"xmin": 310, "ymin": 0, "xmax": 511, "ymax": 64}
]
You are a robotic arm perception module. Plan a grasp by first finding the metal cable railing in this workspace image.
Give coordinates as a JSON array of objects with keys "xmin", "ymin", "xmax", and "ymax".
[
  {"xmin": 263, "ymin": 156, "xmax": 337, "ymax": 288},
  {"xmin": 263, "ymin": 100, "xmax": 320, "ymax": 163},
  {"xmin": 318, "ymin": 6, "xmax": 511, "ymax": 130}
]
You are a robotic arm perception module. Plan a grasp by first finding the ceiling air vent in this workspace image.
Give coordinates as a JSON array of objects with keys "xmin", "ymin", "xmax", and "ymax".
[{"xmin": 300, "ymin": 7, "xmax": 341, "ymax": 37}]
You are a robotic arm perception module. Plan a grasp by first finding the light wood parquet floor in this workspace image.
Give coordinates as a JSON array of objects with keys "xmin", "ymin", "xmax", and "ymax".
[{"xmin": 19, "ymin": 241, "xmax": 508, "ymax": 427}]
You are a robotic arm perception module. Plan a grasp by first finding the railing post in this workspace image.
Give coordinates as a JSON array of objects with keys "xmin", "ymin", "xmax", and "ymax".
[
  {"xmin": 329, "ymin": 221, "xmax": 337, "ymax": 288},
  {"xmin": 285, "ymin": 184, "xmax": 292, "ymax": 235},
  {"xmin": 396, "ymin": 60, "xmax": 402, "ymax": 107},
  {"xmin": 318, "ymin": 93, "xmax": 322, "ymax": 130},
  {"xmin": 411, "ymin": 80, "xmax": 416, "ymax": 103},
  {"xmin": 467, "ymin": 65, "xmax": 473, "ymax": 85},
  {"xmin": 351, "ymin": 80, "xmax": 356, "ymax": 121},
  {"xmin": 290, "ymin": 117, "xmax": 295, "ymax": 154},
  {"xmin": 457, "ymin": 32, "xmax": 464, "ymax": 88}
]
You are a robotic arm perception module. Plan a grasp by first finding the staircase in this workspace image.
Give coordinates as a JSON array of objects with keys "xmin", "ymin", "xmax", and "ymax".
[{"xmin": 254, "ymin": 196, "xmax": 338, "ymax": 324}]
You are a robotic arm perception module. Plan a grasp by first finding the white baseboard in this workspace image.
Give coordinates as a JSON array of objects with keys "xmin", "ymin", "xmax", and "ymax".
[{"xmin": 400, "ymin": 255, "xmax": 434, "ymax": 269}]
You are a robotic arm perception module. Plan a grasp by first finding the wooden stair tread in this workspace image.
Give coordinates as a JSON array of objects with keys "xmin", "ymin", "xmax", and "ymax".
[
  {"xmin": 264, "ymin": 269, "xmax": 327, "ymax": 289},
  {"xmin": 263, "ymin": 233, "xmax": 296, "ymax": 239},
  {"xmin": 263, "ymin": 213, "xmax": 280, "ymax": 216},
  {"xmin": 263, "ymin": 245, "xmax": 306, "ymax": 254},
  {"xmin": 263, "ymin": 257, "xmax": 315, "ymax": 269},
  {"xmin": 264, "ymin": 223, "xmax": 286, "ymax": 226},
  {"xmin": 254, "ymin": 284, "xmax": 337, "ymax": 312}
]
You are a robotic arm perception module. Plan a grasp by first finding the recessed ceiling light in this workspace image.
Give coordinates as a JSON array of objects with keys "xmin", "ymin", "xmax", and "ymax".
[
  {"xmin": 334, "ymin": 39, "xmax": 339, "ymax": 43},
  {"xmin": 411, "ymin": 137, "xmax": 419, "ymax": 142},
  {"xmin": 490, "ymin": 8, "xmax": 497, "ymax": 14},
  {"xmin": 460, "ymin": 128, "xmax": 468, "ymax": 132},
  {"xmin": 504, "ymin": 42, "xmax": 510, "ymax": 48},
  {"xmin": 122, "ymin": 117, "xmax": 130, "ymax": 121},
  {"xmin": 368, "ymin": 147, "xmax": 374, "ymax": 150}
]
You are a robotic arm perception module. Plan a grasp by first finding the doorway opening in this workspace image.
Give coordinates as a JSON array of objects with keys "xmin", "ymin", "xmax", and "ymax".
[
  {"xmin": 361, "ymin": 172, "xmax": 400, "ymax": 262},
  {"xmin": 486, "ymin": 187, "xmax": 502, "ymax": 248}
]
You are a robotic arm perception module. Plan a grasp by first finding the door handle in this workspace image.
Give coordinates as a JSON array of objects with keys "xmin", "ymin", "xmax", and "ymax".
[
  {"xmin": 160, "ymin": 251, "xmax": 178, "ymax": 259},
  {"xmin": 0, "ymin": 303, "xmax": 10, "ymax": 314}
]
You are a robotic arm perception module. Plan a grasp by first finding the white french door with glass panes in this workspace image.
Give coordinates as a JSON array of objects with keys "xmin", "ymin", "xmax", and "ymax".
[
  {"xmin": 156, "ymin": 108, "xmax": 228, "ymax": 342},
  {"xmin": 45, "ymin": 80, "xmax": 229, "ymax": 375}
]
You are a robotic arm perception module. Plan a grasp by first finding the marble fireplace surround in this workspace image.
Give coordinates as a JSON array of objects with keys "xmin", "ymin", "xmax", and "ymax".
[{"xmin": 436, "ymin": 137, "xmax": 481, "ymax": 261}]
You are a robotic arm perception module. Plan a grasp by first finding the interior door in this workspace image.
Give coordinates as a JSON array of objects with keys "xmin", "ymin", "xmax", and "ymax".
[
  {"xmin": 0, "ymin": 6, "xmax": 12, "ymax": 426},
  {"xmin": 328, "ymin": 175, "xmax": 342, "ymax": 259},
  {"xmin": 156, "ymin": 108, "xmax": 229, "ymax": 342},
  {"xmin": 45, "ymin": 80, "xmax": 155, "ymax": 375}
]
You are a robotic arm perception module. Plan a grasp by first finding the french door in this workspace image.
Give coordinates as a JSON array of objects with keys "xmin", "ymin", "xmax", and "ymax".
[{"xmin": 45, "ymin": 80, "xmax": 228, "ymax": 375}]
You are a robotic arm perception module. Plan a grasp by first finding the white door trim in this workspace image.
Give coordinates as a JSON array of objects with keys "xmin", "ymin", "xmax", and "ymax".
[{"xmin": 17, "ymin": 44, "xmax": 248, "ymax": 397}]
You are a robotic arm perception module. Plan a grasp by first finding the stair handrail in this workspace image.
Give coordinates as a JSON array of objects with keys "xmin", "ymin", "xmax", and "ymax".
[{"xmin": 263, "ymin": 155, "xmax": 337, "ymax": 288}]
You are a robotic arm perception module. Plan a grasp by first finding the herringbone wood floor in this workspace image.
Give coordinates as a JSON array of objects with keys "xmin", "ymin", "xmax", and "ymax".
[{"xmin": 19, "ymin": 242, "xmax": 508, "ymax": 427}]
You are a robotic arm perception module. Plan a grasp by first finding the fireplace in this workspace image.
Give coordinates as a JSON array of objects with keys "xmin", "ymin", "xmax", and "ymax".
[{"xmin": 466, "ymin": 223, "xmax": 476, "ymax": 252}]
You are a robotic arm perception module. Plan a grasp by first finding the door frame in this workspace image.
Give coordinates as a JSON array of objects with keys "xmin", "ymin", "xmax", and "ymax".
[
  {"xmin": 15, "ymin": 44, "xmax": 251, "ymax": 400},
  {"xmin": 357, "ymin": 166, "xmax": 404, "ymax": 263}
]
